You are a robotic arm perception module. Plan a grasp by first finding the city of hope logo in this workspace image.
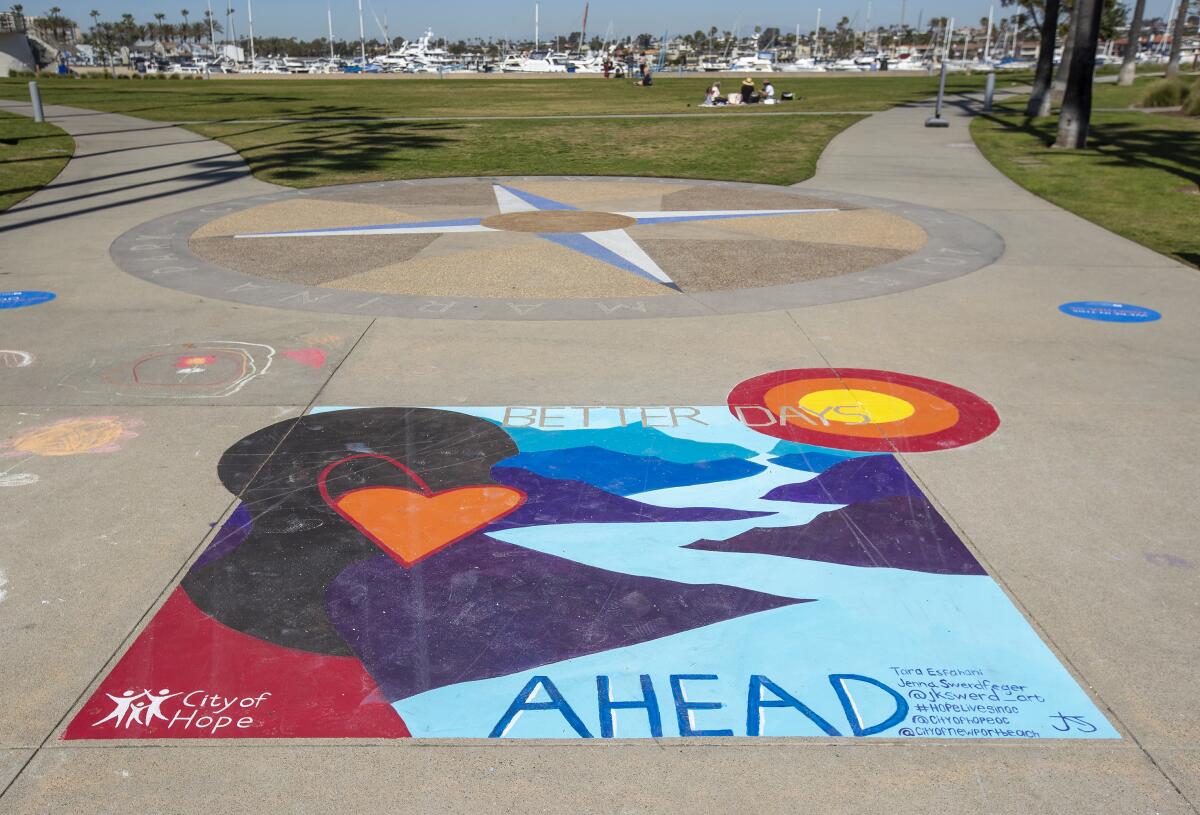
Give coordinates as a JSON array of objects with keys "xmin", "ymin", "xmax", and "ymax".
[{"xmin": 92, "ymin": 689, "xmax": 272, "ymax": 734}]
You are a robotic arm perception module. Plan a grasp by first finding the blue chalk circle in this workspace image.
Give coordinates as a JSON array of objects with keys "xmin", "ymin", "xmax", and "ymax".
[
  {"xmin": 1059, "ymin": 301, "xmax": 1160, "ymax": 323},
  {"xmin": 0, "ymin": 291, "xmax": 56, "ymax": 310}
]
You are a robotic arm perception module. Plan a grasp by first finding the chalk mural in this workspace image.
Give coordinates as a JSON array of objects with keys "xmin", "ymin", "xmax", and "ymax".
[
  {"xmin": 1, "ymin": 417, "xmax": 139, "ymax": 458},
  {"xmin": 66, "ymin": 374, "xmax": 1116, "ymax": 741}
]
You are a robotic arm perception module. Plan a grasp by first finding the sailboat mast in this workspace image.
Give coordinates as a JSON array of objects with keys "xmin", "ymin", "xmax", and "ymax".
[
  {"xmin": 815, "ymin": 8, "xmax": 821, "ymax": 58},
  {"xmin": 534, "ymin": 0, "xmax": 540, "ymax": 51},
  {"xmin": 358, "ymin": 0, "xmax": 367, "ymax": 66},
  {"xmin": 247, "ymin": 0, "xmax": 255, "ymax": 66},
  {"xmin": 327, "ymin": 2, "xmax": 335, "ymax": 59}
]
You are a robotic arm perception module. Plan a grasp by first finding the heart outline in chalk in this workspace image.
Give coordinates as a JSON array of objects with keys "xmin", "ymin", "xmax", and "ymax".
[{"xmin": 317, "ymin": 453, "xmax": 526, "ymax": 568}]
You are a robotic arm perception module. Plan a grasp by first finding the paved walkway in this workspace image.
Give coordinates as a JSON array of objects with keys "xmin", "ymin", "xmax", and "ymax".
[{"xmin": 0, "ymin": 94, "xmax": 1197, "ymax": 814}]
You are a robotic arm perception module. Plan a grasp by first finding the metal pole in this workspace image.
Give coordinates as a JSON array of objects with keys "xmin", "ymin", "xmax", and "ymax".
[
  {"xmin": 925, "ymin": 61, "xmax": 949, "ymax": 125},
  {"xmin": 984, "ymin": 70, "xmax": 995, "ymax": 110},
  {"xmin": 29, "ymin": 81, "xmax": 44, "ymax": 123},
  {"xmin": 815, "ymin": 8, "xmax": 821, "ymax": 58}
]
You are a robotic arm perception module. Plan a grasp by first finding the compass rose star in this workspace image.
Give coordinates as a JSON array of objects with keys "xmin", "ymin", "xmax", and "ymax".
[{"xmin": 235, "ymin": 184, "xmax": 841, "ymax": 291}]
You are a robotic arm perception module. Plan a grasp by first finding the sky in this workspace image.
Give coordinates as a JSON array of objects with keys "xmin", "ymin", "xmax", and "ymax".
[{"xmin": 42, "ymin": 0, "xmax": 1175, "ymax": 42}]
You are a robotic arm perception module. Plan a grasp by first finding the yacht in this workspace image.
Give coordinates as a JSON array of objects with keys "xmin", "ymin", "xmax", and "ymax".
[
  {"xmin": 730, "ymin": 54, "xmax": 775, "ymax": 72},
  {"xmin": 509, "ymin": 50, "xmax": 569, "ymax": 72},
  {"xmin": 699, "ymin": 54, "xmax": 729, "ymax": 72},
  {"xmin": 378, "ymin": 29, "xmax": 455, "ymax": 73},
  {"xmin": 890, "ymin": 53, "xmax": 930, "ymax": 71},
  {"xmin": 776, "ymin": 57, "xmax": 826, "ymax": 72}
]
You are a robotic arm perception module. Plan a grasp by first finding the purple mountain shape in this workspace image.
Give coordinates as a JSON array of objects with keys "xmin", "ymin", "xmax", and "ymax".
[
  {"xmin": 762, "ymin": 454, "xmax": 920, "ymax": 504},
  {"xmin": 490, "ymin": 466, "xmax": 771, "ymax": 528},
  {"xmin": 326, "ymin": 534, "xmax": 809, "ymax": 702},
  {"xmin": 685, "ymin": 494, "xmax": 986, "ymax": 576}
]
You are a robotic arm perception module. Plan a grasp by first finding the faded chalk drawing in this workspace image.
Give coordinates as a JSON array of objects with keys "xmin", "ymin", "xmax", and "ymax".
[
  {"xmin": 281, "ymin": 348, "xmax": 327, "ymax": 369},
  {"xmin": 0, "ymin": 472, "xmax": 39, "ymax": 487},
  {"xmin": 0, "ymin": 569, "xmax": 8, "ymax": 602},
  {"xmin": 95, "ymin": 341, "xmax": 276, "ymax": 399},
  {"xmin": 0, "ymin": 350, "xmax": 33, "ymax": 369},
  {"xmin": 1, "ymin": 417, "xmax": 139, "ymax": 457}
]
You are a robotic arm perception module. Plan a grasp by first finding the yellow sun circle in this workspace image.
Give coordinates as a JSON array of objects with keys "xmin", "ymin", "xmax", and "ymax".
[{"xmin": 796, "ymin": 388, "xmax": 917, "ymax": 425}]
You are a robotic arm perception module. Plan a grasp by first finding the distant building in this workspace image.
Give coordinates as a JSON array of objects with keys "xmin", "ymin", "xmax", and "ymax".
[{"xmin": 0, "ymin": 11, "xmax": 35, "ymax": 74}]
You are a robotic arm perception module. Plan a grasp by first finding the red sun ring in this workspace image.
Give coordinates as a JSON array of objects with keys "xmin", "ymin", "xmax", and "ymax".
[{"xmin": 727, "ymin": 368, "xmax": 1000, "ymax": 453}]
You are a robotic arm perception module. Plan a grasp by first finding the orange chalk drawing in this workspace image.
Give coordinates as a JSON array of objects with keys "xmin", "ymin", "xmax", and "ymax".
[{"xmin": 2, "ymin": 417, "xmax": 140, "ymax": 457}]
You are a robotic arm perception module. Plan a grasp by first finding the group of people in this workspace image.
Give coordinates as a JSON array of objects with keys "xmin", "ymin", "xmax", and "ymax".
[
  {"xmin": 704, "ymin": 77, "xmax": 777, "ymax": 107},
  {"xmin": 601, "ymin": 58, "xmax": 652, "ymax": 85}
]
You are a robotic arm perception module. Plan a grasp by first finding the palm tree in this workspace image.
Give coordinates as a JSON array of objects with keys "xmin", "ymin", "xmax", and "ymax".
[
  {"xmin": 1055, "ymin": 0, "xmax": 1104, "ymax": 148},
  {"xmin": 1164, "ymin": 0, "xmax": 1190, "ymax": 78},
  {"xmin": 1026, "ymin": 0, "xmax": 1063, "ymax": 115},
  {"xmin": 180, "ymin": 8, "xmax": 189, "ymax": 43},
  {"xmin": 153, "ymin": 12, "xmax": 166, "ymax": 42},
  {"xmin": 1117, "ymin": 0, "xmax": 1146, "ymax": 84}
]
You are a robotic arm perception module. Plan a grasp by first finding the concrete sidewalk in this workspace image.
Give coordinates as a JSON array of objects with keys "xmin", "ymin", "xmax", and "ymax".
[{"xmin": 0, "ymin": 93, "xmax": 1197, "ymax": 814}]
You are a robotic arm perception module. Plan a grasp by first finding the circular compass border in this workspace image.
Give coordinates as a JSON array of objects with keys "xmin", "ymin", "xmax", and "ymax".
[{"xmin": 111, "ymin": 176, "xmax": 1005, "ymax": 321}]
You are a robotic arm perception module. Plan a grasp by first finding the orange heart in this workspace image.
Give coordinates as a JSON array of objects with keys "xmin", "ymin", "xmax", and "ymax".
[{"xmin": 331, "ymin": 485, "xmax": 525, "ymax": 567}]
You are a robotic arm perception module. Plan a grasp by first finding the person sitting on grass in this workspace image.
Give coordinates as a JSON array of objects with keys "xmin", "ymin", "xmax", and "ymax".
[
  {"xmin": 740, "ymin": 76, "xmax": 759, "ymax": 104},
  {"xmin": 762, "ymin": 80, "xmax": 777, "ymax": 105},
  {"xmin": 704, "ymin": 81, "xmax": 727, "ymax": 106}
]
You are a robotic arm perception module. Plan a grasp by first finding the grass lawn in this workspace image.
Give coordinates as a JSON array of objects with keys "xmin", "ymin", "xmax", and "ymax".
[
  {"xmin": 0, "ymin": 73, "xmax": 1029, "ymax": 120},
  {"xmin": 0, "ymin": 109, "xmax": 74, "ymax": 211},
  {"xmin": 971, "ymin": 100, "xmax": 1200, "ymax": 268},
  {"xmin": 189, "ymin": 114, "xmax": 865, "ymax": 187}
]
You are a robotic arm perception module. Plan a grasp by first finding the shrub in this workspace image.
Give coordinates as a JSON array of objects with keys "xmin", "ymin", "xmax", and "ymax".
[
  {"xmin": 1136, "ymin": 78, "xmax": 1186, "ymax": 108},
  {"xmin": 1182, "ymin": 80, "xmax": 1200, "ymax": 116}
]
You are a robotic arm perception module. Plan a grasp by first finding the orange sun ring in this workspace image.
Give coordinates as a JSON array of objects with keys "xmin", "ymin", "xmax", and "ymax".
[{"xmin": 762, "ymin": 377, "xmax": 960, "ymax": 439}]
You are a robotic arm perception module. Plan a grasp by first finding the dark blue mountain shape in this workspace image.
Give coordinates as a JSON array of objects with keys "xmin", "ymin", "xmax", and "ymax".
[
  {"xmin": 769, "ymin": 451, "xmax": 857, "ymax": 473},
  {"xmin": 762, "ymin": 455, "xmax": 919, "ymax": 504},
  {"xmin": 491, "ymin": 466, "xmax": 770, "ymax": 528},
  {"xmin": 499, "ymin": 421, "xmax": 757, "ymax": 464},
  {"xmin": 497, "ymin": 446, "xmax": 766, "ymax": 496},
  {"xmin": 769, "ymin": 439, "xmax": 868, "ymax": 459},
  {"xmin": 685, "ymin": 495, "xmax": 986, "ymax": 576}
]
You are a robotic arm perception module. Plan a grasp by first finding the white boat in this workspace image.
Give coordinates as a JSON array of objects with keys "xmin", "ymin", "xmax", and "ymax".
[
  {"xmin": 378, "ymin": 29, "xmax": 454, "ymax": 73},
  {"xmin": 509, "ymin": 50, "xmax": 569, "ymax": 72},
  {"xmin": 699, "ymin": 55, "xmax": 729, "ymax": 72},
  {"xmin": 890, "ymin": 53, "xmax": 930, "ymax": 71},
  {"xmin": 776, "ymin": 57, "xmax": 826, "ymax": 72},
  {"xmin": 730, "ymin": 54, "xmax": 775, "ymax": 72}
]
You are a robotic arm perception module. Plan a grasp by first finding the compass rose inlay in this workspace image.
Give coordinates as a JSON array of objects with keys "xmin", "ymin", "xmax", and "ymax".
[{"xmin": 235, "ymin": 184, "xmax": 842, "ymax": 291}]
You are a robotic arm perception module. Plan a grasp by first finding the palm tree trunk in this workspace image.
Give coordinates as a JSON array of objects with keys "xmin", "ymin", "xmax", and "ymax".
[
  {"xmin": 1055, "ymin": 0, "xmax": 1103, "ymax": 148},
  {"xmin": 1027, "ymin": 0, "xmax": 1062, "ymax": 115},
  {"xmin": 1118, "ymin": 0, "xmax": 1146, "ymax": 85},
  {"xmin": 1053, "ymin": 6, "xmax": 1079, "ymax": 92},
  {"xmin": 1165, "ymin": 0, "xmax": 1190, "ymax": 78}
]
